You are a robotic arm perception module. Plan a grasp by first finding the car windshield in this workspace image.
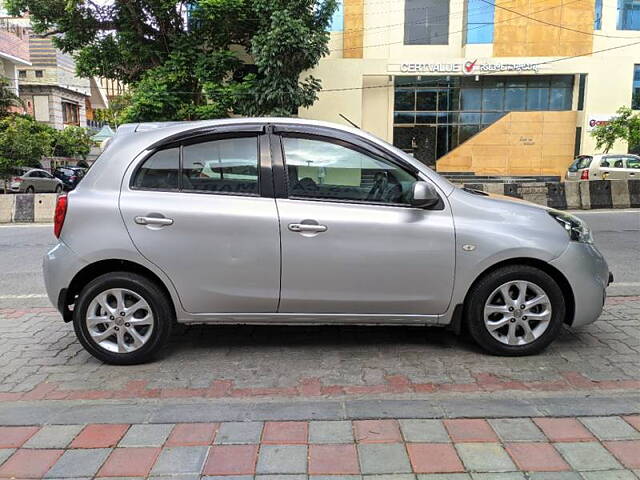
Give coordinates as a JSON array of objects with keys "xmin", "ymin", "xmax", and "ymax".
[{"xmin": 569, "ymin": 156, "xmax": 592, "ymax": 171}]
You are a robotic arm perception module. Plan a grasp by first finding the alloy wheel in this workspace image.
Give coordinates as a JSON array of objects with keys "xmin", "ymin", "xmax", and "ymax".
[
  {"xmin": 85, "ymin": 288, "xmax": 155, "ymax": 353},
  {"xmin": 483, "ymin": 280, "xmax": 552, "ymax": 346}
]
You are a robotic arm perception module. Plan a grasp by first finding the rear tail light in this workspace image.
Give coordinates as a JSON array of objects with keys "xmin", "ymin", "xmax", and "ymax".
[
  {"xmin": 580, "ymin": 169, "xmax": 589, "ymax": 180},
  {"xmin": 11, "ymin": 177, "xmax": 22, "ymax": 183},
  {"xmin": 70, "ymin": 176, "xmax": 77, "ymax": 181},
  {"xmin": 54, "ymin": 194, "xmax": 68, "ymax": 238}
]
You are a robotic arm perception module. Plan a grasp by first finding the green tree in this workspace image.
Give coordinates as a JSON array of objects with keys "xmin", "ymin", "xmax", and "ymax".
[
  {"xmin": 7, "ymin": 0, "xmax": 337, "ymax": 121},
  {"xmin": 93, "ymin": 94, "xmax": 131, "ymax": 127},
  {"xmin": 0, "ymin": 77, "xmax": 25, "ymax": 116},
  {"xmin": 0, "ymin": 115, "xmax": 54, "ymax": 193},
  {"xmin": 53, "ymin": 126, "xmax": 93, "ymax": 159},
  {"xmin": 591, "ymin": 106, "xmax": 640, "ymax": 153}
]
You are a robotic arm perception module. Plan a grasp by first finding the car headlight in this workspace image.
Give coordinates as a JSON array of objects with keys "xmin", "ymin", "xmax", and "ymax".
[{"xmin": 548, "ymin": 210, "xmax": 593, "ymax": 243}]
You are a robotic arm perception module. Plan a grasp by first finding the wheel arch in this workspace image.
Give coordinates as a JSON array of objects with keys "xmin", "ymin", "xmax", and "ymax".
[
  {"xmin": 456, "ymin": 257, "xmax": 575, "ymax": 332},
  {"xmin": 60, "ymin": 259, "xmax": 177, "ymax": 323}
]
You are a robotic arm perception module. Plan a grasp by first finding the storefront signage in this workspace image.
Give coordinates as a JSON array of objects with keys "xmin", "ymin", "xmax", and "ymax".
[
  {"xmin": 587, "ymin": 114, "xmax": 616, "ymax": 131},
  {"xmin": 399, "ymin": 59, "xmax": 540, "ymax": 74}
]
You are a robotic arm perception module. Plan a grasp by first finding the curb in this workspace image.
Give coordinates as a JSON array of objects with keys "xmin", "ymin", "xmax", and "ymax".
[{"xmin": 0, "ymin": 392, "xmax": 639, "ymax": 424}]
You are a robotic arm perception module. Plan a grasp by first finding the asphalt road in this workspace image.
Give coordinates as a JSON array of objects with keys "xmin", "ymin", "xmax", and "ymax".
[{"xmin": 0, "ymin": 209, "xmax": 638, "ymax": 299}]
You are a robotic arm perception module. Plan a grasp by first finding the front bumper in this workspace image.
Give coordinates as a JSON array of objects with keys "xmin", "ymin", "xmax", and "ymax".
[{"xmin": 549, "ymin": 242, "xmax": 610, "ymax": 328}]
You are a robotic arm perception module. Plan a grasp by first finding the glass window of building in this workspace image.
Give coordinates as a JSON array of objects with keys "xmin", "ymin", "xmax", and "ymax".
[
  {"xmin": 618, "ymin": 0, "xmax": 640, "ymax": 29},
  {"xmin": 393, "ymin": 75, "xmax": 574, "ymax": 167},
  {"xmin": 465, "ymin": 0, "xmax": 495, "ymax": 43},
  {"xmin": 404, "ymin": 0, "xmax": 450, "ymax": 45},
  {"xmin": 595, "ymin": 0, "xmax": 603, "ymax": 29},
  {"xmin": 633, "ymin": 65, "xmax": 640, "ymax": 109}
]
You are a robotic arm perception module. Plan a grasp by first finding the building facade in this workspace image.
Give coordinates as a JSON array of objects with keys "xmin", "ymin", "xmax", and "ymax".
[
  {"xmin": 0, "ymin": 17, "xmax": 30, "ymax": 99},
  {"xmin": 302, "ymin": 0, "xmax": 640, "ymax": 177},
  {"xmin": 17, "ymin": 34, "xmax": 91, "ymax": 129}
]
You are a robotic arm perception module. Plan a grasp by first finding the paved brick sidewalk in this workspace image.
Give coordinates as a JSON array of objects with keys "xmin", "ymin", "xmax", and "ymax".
[
  {"xmin": 0, "ymin": 416, "xmax": 639, "ymax": 479},
  {"xmin": 0, "ymin": 297, "xmax": 639, "ymax": 401}
]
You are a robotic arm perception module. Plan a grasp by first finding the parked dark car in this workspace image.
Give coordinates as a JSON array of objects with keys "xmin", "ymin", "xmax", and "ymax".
[{"xmin": 53, "ymin": 166, "xmax": 86, "ymax": 190}]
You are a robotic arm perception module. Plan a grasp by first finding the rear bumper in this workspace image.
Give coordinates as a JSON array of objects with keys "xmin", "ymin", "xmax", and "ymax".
[
  {"xmin": 43, "ymin": 241, "xmax": 86, "ymax": 319},
  {"xmin": 549, "ymin": 242, "xmax": 610, "ymax": 328}
]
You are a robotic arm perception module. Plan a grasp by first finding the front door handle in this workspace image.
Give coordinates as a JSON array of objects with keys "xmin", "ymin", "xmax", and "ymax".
[
  {"xmin": 135, "ymin": 216, "xmax": 174, "ymax": 226},
  {"xmin": 288, "ymin": 223, "xmax": 327, "ymax": 233}
]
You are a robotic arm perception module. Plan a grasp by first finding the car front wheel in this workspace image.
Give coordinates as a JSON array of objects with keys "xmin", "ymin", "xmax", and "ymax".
[
  {"xmin": 73, "ymin": 272, "xmax": 173, "ymax": 364},
  {"xmin": 465, "ymin": 265, "xmax": 566, "ymax": 356}
]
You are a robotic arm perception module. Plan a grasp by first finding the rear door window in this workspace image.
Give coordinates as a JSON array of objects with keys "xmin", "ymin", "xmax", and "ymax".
[
  {"xmin": 182, "ymin": 136, "xmax": 259, "ymax": 195},
  {"xmin": 132, "ymin": 148, "xmax": 180, "ymax": 190},
  {"xmin": 627, "ymin": 157, "xmax": 640, "ymax": 169}
]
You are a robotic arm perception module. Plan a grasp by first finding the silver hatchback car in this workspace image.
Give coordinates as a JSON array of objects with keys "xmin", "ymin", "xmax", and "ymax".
[{"xmin": 44, "ymin": 118, "xmax": 611, "ymax": 364}]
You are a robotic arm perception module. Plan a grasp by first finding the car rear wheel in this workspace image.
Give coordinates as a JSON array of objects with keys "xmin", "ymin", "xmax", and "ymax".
[
  {"xmin": 73, "ymin": 272, "xmax": 173, "ymax": 364},
  {"xmin": 465, "ymin": 265, "xmax": 566, "ymax": 356},
  {"xmin": 25, "ymin": 186, "xmax": 34, "ymax": 194}
]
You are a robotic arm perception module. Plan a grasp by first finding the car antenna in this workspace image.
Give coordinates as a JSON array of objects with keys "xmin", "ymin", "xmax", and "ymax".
[{"xmin": 339, "ymin": 114, "xmax": 360, "ymax": 129}]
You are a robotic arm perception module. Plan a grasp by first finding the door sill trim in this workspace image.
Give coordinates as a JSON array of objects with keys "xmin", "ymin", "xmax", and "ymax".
[{"xmin": 178, "ymin": 312, "xmax": 441, "ymax": 326}]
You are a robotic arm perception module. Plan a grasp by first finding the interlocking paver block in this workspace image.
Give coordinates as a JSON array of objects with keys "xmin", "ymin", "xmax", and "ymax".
[
  {"xmin": 310, "ymin": 476, "xmax": 362, "ymax": 480},
  {"xmin": 202, "ymin": 476, "xmax": 254, "ymax": 480},
  {"xmin": 256, "ymin": 445, "xmax": 307, "ymax": 474},
  {"xmin": 603, "ymin": 440, "xmax": 640, "ymax": 469},
  {"xmin": 354, "ymin": 420, "xmax": 402, "ymax": 444},
  {"xmin": 407, "ymin": 443, "xmax": 464, "ymax": 473},
  {"xmin": 262, "ymin": 422, "xmax": 308, "ymax": 445},
  {"xmin": 400, "ymin": 420, "xmax": 450, "ymax": 443},
  {"xmin": 358, "ymin": 443, "xmax": 412, "ymax": 474},
  {"xmin": 527, "ymin": 473, "xmax": 582, "ymax": 480},
  {"xmin": 623, "ymin": 416, "xmax": 640, "ymax": 432},
  {"xmin": 255, "ymin": 475, "xmax": 308, "ymax": 480},
  {"xmin": 417, "ymin": 474, "xmax": 472, "ymax": 480},
  {"xmin": 444, "ymin": 420, "xmax": 499, "ymax": 443},
  {"xmin": 360, "ymin": 475, "xmax": 414, "ymax": 480},
  {"xmin": 166, "ymin": 423, "xmax": 218, "ymax": 446},
  {"xmin": 0, "ymin": 449, "xmax": 15, "ymax": 467},
  {"xmin": 24, "ymin": 425, "xmax": 84, "ymax": 449},
  {"xmin": 579, "ymin": 471, "xmax": 638, "ymax": 480},
  {"xmin": 215, "ymin": 422, "xmax": 263, "ymax": 444},
  {"xmin": 151, "ymin": 446, "xmax": 209, "ymax": 475},
  {"xmin": 70, "ymin": 425, "xmax": 129, "ymax": 449},
  {"xmin": 203, "ymin": 445, "xmax": 258, "ymax": 475},
  {"xmin": 470, "ymin": 474, "xmax": 526, "ymax": 480},
  {"xmin": 505, "ymin": 443, "xmax": 569, "ymax": 472},
  {"xmin": 0, "ymin": 426, "xmax": 40, "ymax": 448},
  {"xmin": 532, "ymin": 419, "xmax": 595, "ymax": 443},
  {"xmin": 118, "ymin": 424, "xmax": 173, "ymax": 447},
  {"xmin": 580, "ymin": 417, "xmax": 640, "ymax": 441},
  {"xmin": 554, "ymin": 442, "xmax": 622, "ymax": 471},
  {"xmin": 455, "ymin": 443, "xmax": 516, "ymax": 472},
  {"xmin": 97, "ymin": 447, "xmax": 161, "ymax": 477},
  {"xmin": 489, "ymin": 419, "xmax": 546, "ymax": 442},
  {"xmin": 309, "ymin": 444, "xmax": 359, "ymax": 475},
  {"xmin": 44, "ymin": 448, "xmax": 111, "ymax": 478},
  {"xmin": 0, "ymin": 448, "xmax": 63, "ymax": 478},
  {"xmin": 309, "ymin": 421, "xmax": 354, "ymax": 444}
]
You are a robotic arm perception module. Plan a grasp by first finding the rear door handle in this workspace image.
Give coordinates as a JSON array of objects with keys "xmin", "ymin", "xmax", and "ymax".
[
  {"xmin": 288, "ymin": 223, "xmax": 327, "ymax": 233},
  {"xmin": 135, "ymin": 216, "xmax": 174, "ymax": 226}
]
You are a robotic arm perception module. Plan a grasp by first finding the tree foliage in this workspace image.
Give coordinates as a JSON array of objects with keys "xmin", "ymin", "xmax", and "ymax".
[
  {"xmin": 0, "ymin": 77, "xmax": 25, "ymax": 116},
  {"xmin": 0, "ymin": 115, "xmax": 94, "ymax": 192},
  {"xmin": 591, "ymin": 107, "xmax": 640, "ymax": 154},
  {"xmin": 7, "ymin": 0, "xmax": 337, "ymax": 122}
]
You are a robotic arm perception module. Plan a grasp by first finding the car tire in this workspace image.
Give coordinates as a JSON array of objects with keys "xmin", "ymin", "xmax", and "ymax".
[
  {"xmin": 25, "ymin": 186, "xmax": 34, "ymax": 194},
  {"xmin": 72, "ymin": 272, "xmax": 174, "ymax": 365},
  {"xmin": 465, "ymin": 265, "xmax": 566, "ymax": 356}
]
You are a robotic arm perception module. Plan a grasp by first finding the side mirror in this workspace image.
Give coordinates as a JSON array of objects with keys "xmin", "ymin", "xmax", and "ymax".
[{"xmin": 410, "ymin": 181, "xmax": 440, "ymax": 207}]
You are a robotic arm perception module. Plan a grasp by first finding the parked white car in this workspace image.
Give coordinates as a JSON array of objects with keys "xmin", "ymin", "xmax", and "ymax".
[
  {"xmin": 9, "ymin": 168, "xmax": 64, "ymax": 193},
  {"xmin": 566, "ymin": 154, "xmax": 640, "ymax": 181}
]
